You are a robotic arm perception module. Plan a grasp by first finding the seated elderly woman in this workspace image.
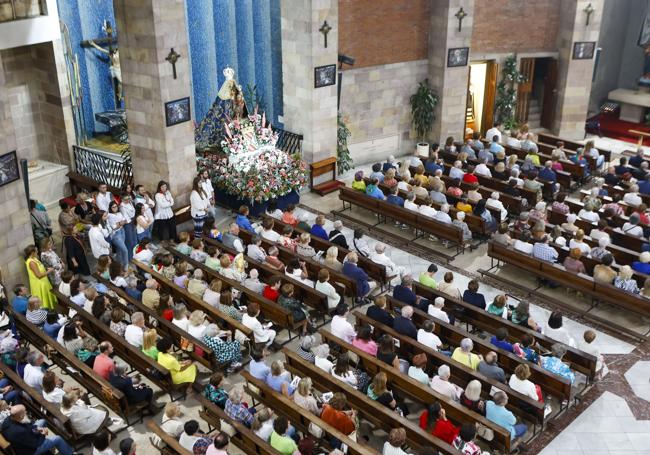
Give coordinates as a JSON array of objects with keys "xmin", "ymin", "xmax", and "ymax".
[
  {"xmin": 60, "ymin": 389, "xmax": 109, "ymax": 435},
  {"xmin": 225, "ymin": 386, "xmax": 255, "ymax": 427},
  {"xmin": 187, "ymin": 269, "xmax": 207, "ymax": 299},
  {"xmin": 452, "ymin": 212, "xmax": 472, "ymax": 244},
  {"xmin": 324, "ymin": 246, "xmax": 343, "ymax": 272},
  {"xmin": 614, "ymin": 265, "xmax": 640, "ymax": 294},
  {"xmin": 202, "ymin": 323, "xmax": 242, "ymax": 371},
  {"xmin": 486, "ymin": 192, "xmax": 508, "ymax": 222},
  {"xmin": 277, "ymin": 283, "xmax": 309, "ymax": 336},
  {"xmin": 563, "ymin": 247, "xmax": 586, "ymax": 275},
  {"xmin": 296, "ymin": 233, "xmax": 317, "ymax": 259},
  {"xmin": 540, "ymin": 343, "xmax": 576, "ymax": 384},
  {"xmin": 429, "ymin": 364, "xmax": 463, "ymax": 400},
  {"xmin": 451, "ymin": 338, "xmax": 482, "ymax": 370},
  {"xmin": 266, "ymin": 360, "xmax": 295, "ymax": 397}
]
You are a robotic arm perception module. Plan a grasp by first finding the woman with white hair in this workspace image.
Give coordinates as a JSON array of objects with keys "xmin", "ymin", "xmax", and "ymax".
[
  {"xmin": 623, "ymin": 184, "xmax": 643, "ymax": 207},
  {"xmin": 187, "ymin": 310, "xmax": 209, "ymax": 339},
  {"xmin": 434, "ymin": 204, "xmax": 452, "ymax": 224},
  {"xmin": 614, "ymin": 265, "xmax": 640, "ymax": 294},
  {"xmin": 296, "ymin": 232, "xmax": 317, "ymax": 259},
  {"xmin": 449, "ymin": 161, "xmax": 465, "ymax": 180},
  {"xmin": 187, "ymin": 268, "xmax": 207, "ymax": 298},
  {"xmin": 369, "ymin": 242, "xmax": 405, "ymax": 277},
  {"xmin": 297, "ymin": 334, "xmax": 317, "ymax": 363},
  {"xmin": 328, "ymin": 220, "xmax": 349, "ymax": 249},
  {"xmin": 578, "ymin": 202, "xmax": 599, "ymax": 223},
  {"xmin": 171, "ymin": 303, "xmax": 189, "ymax": 331},
  {"xmin": 451, "ymin": 338, "xmax": 481, "ymax": 370},
  {"xmin": 203, "ymin": 323, "xmax": 242, "ymax": 371},
  {"xmin": 452, "ymin": 212, "xmax": 472, "ymax": 243},
  {"xmin": 225, "ymin": 386, "xmax": 255, "ymax": 427},
  {"xmin": 460, "ymin": 380, "xmax": 485, "ymax": 415},
  {"xmin": 486, "ymin": 192, "xmax": 508, "ymax": 222},
  {"xmin": 313, "ymin": 343, "xmax": 333, "ymax": 372},
  {"xmin": 560, "ymin": 214, "xmax": 579, "ymax": 233},
  {"xmin": 429, "ymin": 364, "xmax": 463, "ymax": 400},
  {"xmin": 529, "ymin": 202, "xmax": 547, "ymax": 224},
  {"xmin": 324, "ymin": 246, "xmax": 343, "ymax": 272}
]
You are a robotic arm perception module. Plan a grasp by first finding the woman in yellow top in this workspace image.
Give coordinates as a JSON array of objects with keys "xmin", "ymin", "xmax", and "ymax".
[
  {"xmin": 24, "ymin": 245, "xmax": 56, "ymax": 310},
  {"xmin": 451, "ymin": 338, "xmax": 482, "ymax": 370},
  {"xmin": 156, "ymin": 337, "xmax": 197, "ymax": 392},
  {"xmin": 455, "ymin": 196, "xmax": 473, "ymax": 214},
  {"xmin": 351, "ymin": 171, "xmax": 366, "ymax": 192}
]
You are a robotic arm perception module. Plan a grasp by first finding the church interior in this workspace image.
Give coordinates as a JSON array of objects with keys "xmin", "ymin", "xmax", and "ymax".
[{"xmin": 2, "ymin": 0, "xmax": 650, "ymax": 454}]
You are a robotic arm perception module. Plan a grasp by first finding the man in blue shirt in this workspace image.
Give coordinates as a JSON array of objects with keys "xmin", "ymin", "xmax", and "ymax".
[
  {"xmin": 490, "ymin": 327, "xmax": 514, "ymax": 353},
  {"xmin": 425, "ymin": 157, "xmax": 444, "ymax": 174},
  {"xmin": 538, "ymin": 161, "xmax": 557, "ymax": 183},
  {"xmin": 249, "ymin": 348, "xmax": 271, "ymax": 381},
  {"xmin": 235, "ymin": 206, "xmax": 255, "ymax": 232},
  {"xmin": 369, "ymin": 163, "xmax": 384, "ymax": 183},
  {"xmin": 392, "ymin": 305, "xmax": 417, "ymax": 339},
  {"xmin": 486, "ymin": 391, "xmax": 527, "ymax": 441},
  {"xmin": 615, "ymin": 157, "xmax": 631, "ymax": 176},
  {"xmin": 310, "ymin": 214, "xmax": 329, "ymax": 240},
  {"xmin": 632, "ymin": 251, "xmax": 650, "ymax": 275},
  {"xmin": 386, "ymin": 186, "xmax": 405, "ymax": 206},
  {"xmin": 393, "ymin": 275, "xmax": 429, "ymax": 312},
  {"xmin": 488, "ymin": 136, "xmax": 504, "ymax": 155},
  {"xmin": 11, "ymin": 285, "xmax": 29, "ymax": 315},
  {"xmin": 342, "ymin": 253, "xmax": 370, "ymax": 301}
]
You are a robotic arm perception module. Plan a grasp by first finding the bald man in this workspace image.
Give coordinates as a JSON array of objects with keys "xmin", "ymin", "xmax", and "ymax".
[{"xmin": 1, "ymin": 404, "xmax": 76, "ymax": 455}]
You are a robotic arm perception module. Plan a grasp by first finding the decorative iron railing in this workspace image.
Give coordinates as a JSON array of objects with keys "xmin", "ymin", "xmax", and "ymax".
[
  {"xmin": 276, "ymin": 128, "xmax": 304, "ymax": 156},
  {"xmin": 0, "ymin": 0, "xmax": 47, "ymax": 23},
  {"xmin": 73, "ymin": 145, "xmax": 133, "ymax": 190}
]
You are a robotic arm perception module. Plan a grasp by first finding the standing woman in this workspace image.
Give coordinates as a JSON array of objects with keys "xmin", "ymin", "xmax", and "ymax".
[
  {"xmin": 62, "ymin": 229, "xmax": 90, "ymax": 276},
  {"xmin": 134, "ymin": 203, "xmax": 153, "ymax": 242},
  {"xmin": 153, "ymin": 180, "xmax": 177, "ymax": 241},
  {"xmin": 107, "ymin": 201, "xmax": 129, "ymax": 267},
  {"xmin": 190, "ymin": 177, "xmax": 210, "ymax": 239},
  {"xmin": 39, "ymin": 237, "xmax": 64, "ymax": 286},
  {"xmin": 119, "ymin": 192, "xmax": 137, "ymax": 261},
  {"xmin": 24, "ymin": 245, "xmax": 56, "ymax": 310}
]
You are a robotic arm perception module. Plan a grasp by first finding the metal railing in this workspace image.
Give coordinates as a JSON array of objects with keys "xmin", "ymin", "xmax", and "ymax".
[
  {"xmin": 0, "ymin": 0, "xmax": 46, "ymax": 23},
  {"xmin": 276, "ymin": 128, "xmax": 304, "ymax": 156},
  {"xmin": 73, "ymin": 145, "xmax": 133, "ymax": 190}
]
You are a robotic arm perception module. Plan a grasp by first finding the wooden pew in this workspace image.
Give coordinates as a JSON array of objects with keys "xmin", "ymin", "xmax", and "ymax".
[
  {"xmin": 52, "ymin": 290, "xmax": 181, "ymax": 400},
  {"xmin": 240, "ymin": 370, "xmax": 378, "ymax": 455},
  {"xmin": 536, "ymin": 132, "xmax": 612, "ymax": 164},
  {"xmin": 10, "ymin": 310, "xmax": 146, "ymax": 424},
  {"xmin": 93, "ymin": 271, "xmax": 219, "ymax": 370},
  {"xmin": 438, "ymin": 174, "xmax": 525, "ymax": 215},
  {"xmin": 410, "ymin": 282, "xmax": 598, "ymax": 381},
  {"xmin": 165, "ymin": 247, "xmax": 300, "ymax": 340},
  {"xmin": 352, "ymin": 310, "xmax": 545, "ymax": 425},
  {"xmin": 383, "ymin": 296, "xmax": 573, "ymax": 405},
  {"xmin": 194, "ymin": 385, "xmax": 284, "ymax": 455},
  {"xmin": 147, "ymin": 420, "xmax": 193, "ymax": 455},
  {"xmin": 281, "ymin": 349, "xmax": 455, "ymax": 455}
]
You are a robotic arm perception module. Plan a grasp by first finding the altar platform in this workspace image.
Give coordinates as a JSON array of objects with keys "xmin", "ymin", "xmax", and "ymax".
[{"xmin": 608, "ymin": 88, "xmax": 650, "ymax": 123}]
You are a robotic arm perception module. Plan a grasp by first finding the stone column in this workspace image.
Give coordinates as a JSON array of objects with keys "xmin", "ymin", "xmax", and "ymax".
[
  {"xmin": 429, "ymin": 0, "xmax": 475, "ymax": 144},
  {"xmin": 553, "ymin": 0, "xmax": 603, "ymax": 139},
  {"xmin": 113, "ymin": 0, "xmax": 196, "ymax": 205},
  {"xmin": 281, "ymin": 0, "xmax": 338, "ymax": 165},
  {"xmin": 0, "ymin": 54, "xmax": 32, "ymax": 287}
]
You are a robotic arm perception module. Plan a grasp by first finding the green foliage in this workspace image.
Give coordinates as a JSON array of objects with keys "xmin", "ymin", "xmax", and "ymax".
[
  {"xmin": 409, "ymin": 79, "xmax": 439, "ymax": 142},
  {"xmin": 494, "ymin": 54, "xmax": 527, "ymax": 131},
  {"xmin": 244, "ymin": 83, "xmax": 266, "ymax": 114},
  {"xmin": 337, "ymin": 113, "xmax": 353, "ymax": 175}
]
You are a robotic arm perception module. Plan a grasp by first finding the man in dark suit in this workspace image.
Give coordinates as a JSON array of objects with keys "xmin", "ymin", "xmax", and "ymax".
[
  {"xmin": 109, "ymin": 362, "xmax": 160, "ymax": 414},
  {"xmin": 392, "ymin": 305, "xmax": 417, "ymax": 339},
  {"xmin": 366, "ymin": 295, "xmax": 394, "ymax": 328},
  {"xmin": 328, "ymin": 220, "xmax": 349, "ymax": 249},
  {"xmin": 1, "ymin": 404, "xmax": 77, "ymax": 455},
  {"xmin": 393, "ymin": 275, "xmax": 429, "ymax": 312}
]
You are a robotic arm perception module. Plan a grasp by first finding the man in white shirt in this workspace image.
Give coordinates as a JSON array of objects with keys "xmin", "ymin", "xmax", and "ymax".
[
  {"xmin": 449, "ymin": 161, "xmax": 465, "ymax": 180},
  {"xmin": 199, "ymin": 169, "xmax": 217, "ymax": 218},
  {"xmin": 427, "ymin": 297, "xmax": 450, "ymax": 323},
  {"xmin": 623, "ymin": 185, "xmax": 643, "ymax": 207},
  {"xmin": 179, "ymin": 421, "xmax": 202, "ymax": 452},
  {"xmin": 243, "ymin": 269, "xmax": 265, "ymax": 293},
  {"xmin": 419, "ymin": 200, "xmax": 437, "ymax": 219},
  {"xmin": 331, "ymin": 303, "xmax": 356, "ymax": 343},
  {"xmin": 622, "ymin": 213, "xmax": 644, "ymax": 237},
  {"xmin": 474, "ymin": 158, "xmax": 492, "ymax": 178},
  {"xmin": 417, "ymin": 320, "xmax": 442, "ymax": 351},
  {"xmin": 134, "ymin": 184, "xmax": 156, "ymax": 220},
  {"xmin": 24, "ymin": 352, "xmax": 46, "ymax": 393},
  {"xmin": 403, "ymin": 193, "xmax": 419, "ymax": 212},
  {"xmin": 429, "ymin": 364, "xmax": 463, "ymax": 400},
  {"xmin": 95, "ymin": 183, "xmax": 113, "ymax": 213},
  {"xmin": 485, "ymin": 122, "xmax": 502, "ymax": 144},
  {"xmin": 369, "ymin": 243, "xmax": 405, "ymax": 278},
  {"xmin": 124, "ymin": 312, "xmax": 145, "ymax": 348},
  {"xmin": 434, "ymin": 204, "xmax": 452, "ymax": 224},
  {"xmin": 88, "ymin": 213, "xmax": 111, "ymax": 258},
  {"xmin": 260, "ymin": 218, "xmax": 281, "ymax": 242}
]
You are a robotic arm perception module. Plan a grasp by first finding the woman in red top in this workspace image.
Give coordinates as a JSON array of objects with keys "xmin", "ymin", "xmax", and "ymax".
[
  {"xmin": 419, "ymin": 402, "xmax": 460, "ymax": 445},
  {"xmin": 262, "ymin": 276, "xmax": 282, "ymax": 302},
  {"xmin": 320, "ymin": 392, "xmax": 357, "ymax": 436},
  {"xmin": 462, "ymin": 166, "xmax": 479, "ymax": 184},
  {"xmin": 158, "ymin": 293, "xmax": 174, "ymax": 321}
]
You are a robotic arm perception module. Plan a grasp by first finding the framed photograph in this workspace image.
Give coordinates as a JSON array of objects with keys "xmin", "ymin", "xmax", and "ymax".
[
  {"xmin": 573, "ymin": 41, "xmax": 596, "ymax": 60},
  {"xmin": 447, "ymin": 47, "xmax": 469, "ymax": 67},
  {"xmin": 0, "ymin": 151, "xmax": 20, "ymax": 187},
  {"xmin": 165, "ymin": 97, "xmax": 191, "ymax": 127},
  {"xmin": 314, "ymin": 64, "xmax": 337, "ymax": 88}
]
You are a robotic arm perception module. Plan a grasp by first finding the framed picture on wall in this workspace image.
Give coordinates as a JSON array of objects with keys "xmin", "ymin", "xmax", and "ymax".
[
  {"xmin": 165, "ymin": 97, "xmax": 191, "ymax": 127},
  {"xmin": 0, "ymin": 151, "xmax": 20, "ymax": 187},
  {"xmin": 314, "ymin": 64, "xmax": 337, "ymax": 88},
  {"xmin": 572, "ymin": 41, "xmax": 596, "ymax": 60},
  {"xmin": 447, "ymin": 47, "xmax": 469, "ymax": 67}
]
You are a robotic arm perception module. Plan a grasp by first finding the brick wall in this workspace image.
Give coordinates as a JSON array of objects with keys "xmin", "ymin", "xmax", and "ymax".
[
  {"xmin": 338, "ymin": 0, "xmax": 430, "ymax": 69},
  {"xmin": 471, "ymin": 0, "xmax": 561, "ymax": 54}
]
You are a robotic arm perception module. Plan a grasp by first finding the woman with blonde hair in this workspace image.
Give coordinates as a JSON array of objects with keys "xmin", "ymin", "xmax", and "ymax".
[
  {"xmin": 171, "ymin": 303, "xmax": 189, "ymax": 331},
  {"xmin": 367, "ymin": 372, "xmax": 398, "ymax": 412},
  {"xmin": 296, "ymin": 232, "xmax": 317, "ymax": 258},
  {"xmin": 293, "ymin": 377, "xmax": 320, "ymax": 415},
  {"xmin": 203, "ymin": 278, "xmax": 222, "ymax": 307},
  {"xmin": 641, "ymin": 277, "xmax": 650, "ymax": 299},
  {"xmin": 142, "ymin": 328, "xmax": 159, "ymax": 360},
  {"xmin": 459, "ymin": 380, "xmax": 484, "ymax": 415},
  {"xmin": 160, "ymin": 402, "xmax": 184, "ymax": 438},
  {"xmin": 187, "ymin": 310, "xmax": 208, "ymax": 339},
  {"xmin": 569, "ymin": 229, "xmax": 591, "ymax": 255},
  {"xmin": 324, "ymin": 246, "xmax": 343, "ymax": 271},
  {"xmin": 24, "ymin": 245, "xmax": 56, "ymax": 310},
  {"xmin": 383, "ymin": 168, "xmax": 398, "ymax": 187},
  {"xmin": 506, "ymin": 154, "xmax": 519, "ymax": 170},
  {"xmin": 219, "ymin": 255, "xmax": 246, "ymax": 282},
  {"xmin": 509, "ymin": 363, "xmax": 542, "ymax": 403},
  {"xmin": 251, "ymin": 408, "xmax": 276, "ymax": 441}
]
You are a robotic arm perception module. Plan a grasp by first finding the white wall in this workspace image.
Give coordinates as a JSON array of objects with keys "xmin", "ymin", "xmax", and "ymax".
[{"xmin": 0, "ymin": 0, "xmax": 60, "ymax": 50}]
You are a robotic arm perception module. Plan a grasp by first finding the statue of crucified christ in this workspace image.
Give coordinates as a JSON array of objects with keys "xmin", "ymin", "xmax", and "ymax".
[{"xmin": 82, "ymin": 20, "xmax": 122, "ymax": 107}]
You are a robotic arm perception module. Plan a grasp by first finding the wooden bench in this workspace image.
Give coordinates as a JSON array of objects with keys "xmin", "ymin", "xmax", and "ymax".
[
  {"xmin": 165, "ymin": 247, "xmax": 300, "ymax": 340},
  {"xmin": 194, "ymin": 385, "xmax": 283, "ymax": 455},
  {"xmin": 352, "ymin": 310, "xmax": 546, "ymax": 425},
  {"xmin": 93, "ymin": 271, "xmax": 219, "ymax": 370},
  {"xmin": 281, "ymin": 349, "xmax": 455, "ymax": 455},
  {"xmin": 536, "ymin": 132, "xmax": 612, "ymax": 164},
  {"xmin": 411, "ymin": 282, "xmax": 598, "ymax": 381},
  {"xmin": 10, "ymin": 310, "xmax": 146, "ymax": 424},
  {"xmin": 310, "ymin": 157, "xmax": 345, "ymax": 196},
  {"xmin": 147, "ymin": 420, "xmax": 193, "ymax": 455},
  {"xmin": 318, "ymin": 329, "xmax": 514, "ymax": 453},
  {"xmin": 241, "ymin": 370, "xmax": 378, "ymax": 455}
]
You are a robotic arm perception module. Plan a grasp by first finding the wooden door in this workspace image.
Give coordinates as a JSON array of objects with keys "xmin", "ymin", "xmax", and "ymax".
[
  {"xmin": 541, "ymin": 58, "xmax": 559, "ymax": 130},
  {"xmin": 481, "ymin": 61, "xmax": 498, "ymax": 137},
  {"xmin": 515, "ymin": 58, "xmax": 535, "ymax": 124}
]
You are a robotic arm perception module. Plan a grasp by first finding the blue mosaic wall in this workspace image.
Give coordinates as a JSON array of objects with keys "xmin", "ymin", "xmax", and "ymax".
[
  {"xmin": 57, "ymin": 0, "xmax": 283, "ymax": 137},
  {"xmin": 186, "ymin": 0, "xmax": 284, "ymax": 126}
]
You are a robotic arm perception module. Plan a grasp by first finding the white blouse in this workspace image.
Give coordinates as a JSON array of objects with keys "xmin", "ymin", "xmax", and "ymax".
[
  {"xmin": 190, "ymin": 190, "xmax": 210, "ymax": 218},
  {"xmin": 154, "ymin": 191, "xmax": 174, "ymax": 220},
  {"xmin": 107, "ymin": 212, "xmax": 127, "ymax": 231}
]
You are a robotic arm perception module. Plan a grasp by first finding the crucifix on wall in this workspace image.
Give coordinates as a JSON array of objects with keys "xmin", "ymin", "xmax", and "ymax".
[
  {"xmin": 166, "ymin": 48, "xmax": 181, "ymax": 79},
  {"xmin": 319, "ymin": 21, "xmax": 332, "ymax": 48}
]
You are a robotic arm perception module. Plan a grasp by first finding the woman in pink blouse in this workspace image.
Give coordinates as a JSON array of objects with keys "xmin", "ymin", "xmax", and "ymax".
[{"xmin": 352, "ymin": 325, "xmax": 378, "ymax": 356}]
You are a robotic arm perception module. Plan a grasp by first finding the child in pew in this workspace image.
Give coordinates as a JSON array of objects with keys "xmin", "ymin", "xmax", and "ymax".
[
  {"xmin": 512, "ymin": 333, "xmax": 540, "ymax": 364},
  {"xmin": 58, "ymin": 270, "xmax": 73, "ymax": 298},
  {"xmin": 578, "ymin": 330, "xmax": 606, "ymax": 377},
  {"xmin": 175, "ymin": 231, "xmax": 192, "ymax": 255}
]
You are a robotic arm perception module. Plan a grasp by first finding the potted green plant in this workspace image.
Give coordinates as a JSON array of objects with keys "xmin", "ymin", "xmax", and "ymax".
[
  {"xmin": 337, "ymin": 113, "xmax": 353, "ymax": 175},
  {"xmin": 410, "ymin": 79, "xmax": 439, "ymax": 155},
  {"xmin": 494, "ymin": 54, "xmax": 526, "ymax": 132}
]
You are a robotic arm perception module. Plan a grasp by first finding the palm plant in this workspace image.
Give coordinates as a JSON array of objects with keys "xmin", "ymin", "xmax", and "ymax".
[
  {"xmin": 409, "ymin": 79, "xmax": 439, "ymax": 143},
  {"xmin": 494, "ymin": 54, "xmax": 526, "ymax": 131}
]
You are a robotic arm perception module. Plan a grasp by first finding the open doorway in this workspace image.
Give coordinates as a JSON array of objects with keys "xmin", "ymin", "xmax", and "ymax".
[
  {"xmin": 466, "ymin": 61, "xmax": 498, "ymax": 138},
  {"xmin": 516, "ymin": 57, "xmax": 558, "ymax": 130}
]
